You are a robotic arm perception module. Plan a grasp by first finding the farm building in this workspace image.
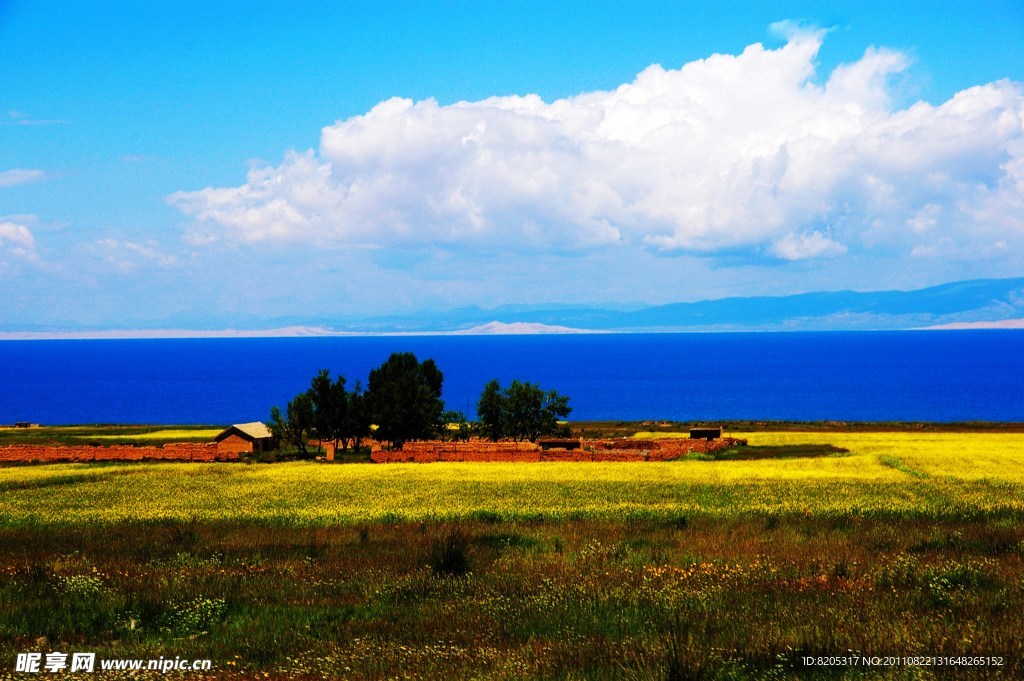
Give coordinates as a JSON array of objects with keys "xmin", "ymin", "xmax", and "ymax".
[
  {"xmin": 213, "ymin": 422, "xmax": 275, "ymax": 455},
  {"xmin": 689, "ymin": 426, "xmax": 722, "ymax": 441}
]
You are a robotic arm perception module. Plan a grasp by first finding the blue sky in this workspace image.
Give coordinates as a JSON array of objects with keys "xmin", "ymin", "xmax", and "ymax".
[{"xmin": 1, "ymin": 0, "xmax": 1023, "ymax": 330}]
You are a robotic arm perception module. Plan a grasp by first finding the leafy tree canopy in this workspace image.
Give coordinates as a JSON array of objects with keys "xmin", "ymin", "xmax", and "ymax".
[
  {"xmin": 269, "ymin": 392, "xmax": 314, "ymax": 454},
  {"xmin": 476, "ymin": 379, "xmax": 506, "ymax": 442},
  {"xmin": 476, "ymin": 379, "xmax": 571, "ymax": 442},
  {"xmin": 367, "ymin": 352, "xmax": 445, "ymax": 448},
  {"xmin": 269, "ymin": 369, "xmax": 371, "ymax": 455}
]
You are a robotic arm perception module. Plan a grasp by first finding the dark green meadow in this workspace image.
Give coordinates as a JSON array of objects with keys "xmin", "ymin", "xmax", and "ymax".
[{"xmin": 1, "ymin": 515, "xmax": 1022, "ymax": 679}]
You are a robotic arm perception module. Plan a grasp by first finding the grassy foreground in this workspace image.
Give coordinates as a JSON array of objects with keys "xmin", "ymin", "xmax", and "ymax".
[{"xmin": 1, "ymin": 432, "xmax": 1023, "ymax": 678}]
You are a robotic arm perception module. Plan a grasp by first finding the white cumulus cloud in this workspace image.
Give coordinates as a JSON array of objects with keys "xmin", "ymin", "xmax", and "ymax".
[
  {"xmin": 0, "ymin": 169, "xmax": 45, "ymax": 187},
  {"xmin": 772, "ymin": 231, "xmax": 848, "ymax": 260},
  {"xmin": 0, "ymin": 219, "xmax": 40, "ymax": 272},
  {"xmin": 94, "ymin": 239, "xmax": 179, "ymax": 273},
  {"xmin": 0, "ymin": 221, "xmax": 36, "ymax": 250},
  {"xmin": 170, "ymin": 27, "xmax": 1024, "ymax": 264}
]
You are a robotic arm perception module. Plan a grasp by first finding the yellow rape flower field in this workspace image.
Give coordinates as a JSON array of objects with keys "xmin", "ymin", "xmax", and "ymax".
[
  {"xmin": 3, "ymin": 430, "xmax": 1024, "ymax": 679},
  {"xmin": 75, "ymin": 428, "xmax": 223, "ymax": 441},
  {"xmin": 3, "ymin": 431, "xmax": 1024, "ymax": 525}
]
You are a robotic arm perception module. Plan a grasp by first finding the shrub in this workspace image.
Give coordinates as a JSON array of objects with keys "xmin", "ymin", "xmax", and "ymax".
[{"xmin": 429, "ymin": 527, "xmax": 471, "ymax": 576}]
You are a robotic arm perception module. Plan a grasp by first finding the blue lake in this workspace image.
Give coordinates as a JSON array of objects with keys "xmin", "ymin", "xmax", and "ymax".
[{"xmin": 1, "ymin": 331, "xmax": 1022, "ymax": 424}]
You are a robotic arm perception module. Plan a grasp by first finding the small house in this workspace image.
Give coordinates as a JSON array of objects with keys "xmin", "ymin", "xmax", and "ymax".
[
  {"xmin": 213, "ymin": 422, "xmax": 275, "ymax": 455},
  {"xmin": 689, "ymin": 426, "xmax": 722, "ymax": 441}
]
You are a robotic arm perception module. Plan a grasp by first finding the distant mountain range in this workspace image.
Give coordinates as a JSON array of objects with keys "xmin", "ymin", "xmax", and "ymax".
[
  {"xmin": 353, "ymin": 277, "xmax": 1024, "ymax": 333},
  {"xmin": 4, "ymin": 278, "xmax": 1023, "ymax": 338}
]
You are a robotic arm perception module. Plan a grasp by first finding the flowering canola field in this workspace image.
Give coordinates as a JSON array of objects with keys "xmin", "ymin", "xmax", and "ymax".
[
  {"xmin": 2, "ymin": 431, "xmax": 1024, "ymax": 678},
  {"xmin": 76, "ymin": 428, "xmax": 223, "ymax": 441},
  {"xmin": 1, "ymin": 432, "xmax": 1023, "ymax": 526}
]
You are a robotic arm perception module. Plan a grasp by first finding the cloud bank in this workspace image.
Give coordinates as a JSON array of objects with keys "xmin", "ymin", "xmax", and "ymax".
[{"xmin": 170, "ymin": 28, "xmax": 1024, "ymax": 262}]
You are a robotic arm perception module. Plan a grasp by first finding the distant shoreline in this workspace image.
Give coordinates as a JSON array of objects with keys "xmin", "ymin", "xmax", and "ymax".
[
  {"xmin": 5, "ymin": 420, "xmax": 1024, "ymax": 435},
  {"xmin": 0, "ymin": 322, "xmax": 591, "ymax": 340},
  {"xmin": 2, "ymin": 322, "xmax": 1024, "ymax": 340}
]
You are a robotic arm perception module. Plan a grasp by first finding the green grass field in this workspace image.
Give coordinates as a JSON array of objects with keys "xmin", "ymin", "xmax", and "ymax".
[{"xmin": 1, "ymin": 431, "xmax": 1023, "ymax": 679}]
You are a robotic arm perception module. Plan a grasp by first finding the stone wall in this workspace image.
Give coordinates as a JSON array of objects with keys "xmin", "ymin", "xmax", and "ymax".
[{"xmin": 0, "ymin": 442, "xmax": 234, "ymax": 463}]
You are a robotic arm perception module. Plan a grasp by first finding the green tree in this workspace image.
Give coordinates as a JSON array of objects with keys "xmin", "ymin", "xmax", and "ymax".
[
  {"xmin": 308, "ymin": 369, "xmax": 341, "ymax": 452},
  {"xmin": 303, "ymin": 369, "xmax": 354, "ymax": 452},
  {"xmin": 475, "ymin": 379, "xmax": 572, "ymax": 442},
  {"xmin": 367, "ymin": 353, "xmax": 445, "ymax": 449},
  {"xmin": 476, "ymin": 379, "xmax": 507, "ymax": 442},
  {"xmin": 328, "ymin": 373, "xmax": 349, "ymax": 449},
  {"xmin": 342, "ymin": 380, "xmax": 372, "ymax": 451},
  {"xmin": 268, "ymin": 391, "xmax": 315, "ymax": 455},
  {"xmin": 504, "ymin": 380, "xmax": 572, "ymax": 442}
]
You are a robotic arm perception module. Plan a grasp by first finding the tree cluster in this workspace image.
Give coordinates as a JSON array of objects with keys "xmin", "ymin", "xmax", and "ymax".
[
  {"xmin": 269, "ymin": 352, "xmax": 572, "ymax": 454},
  {"xmin": 477, "ymin": 379, "xmax": 572, "ymax": 442},
  {"xmin": 268, "ymin": 352, "xmax": 449, "ymax": 454},
  {"xmin": 269, "ymin": 369, "xmax": 371, "ymax": 455}
]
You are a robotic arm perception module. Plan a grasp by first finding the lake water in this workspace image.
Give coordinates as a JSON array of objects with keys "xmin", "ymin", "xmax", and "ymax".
[{"xmin": 1, "ymin": 331, "xmax": 1022, "ymax": 424}]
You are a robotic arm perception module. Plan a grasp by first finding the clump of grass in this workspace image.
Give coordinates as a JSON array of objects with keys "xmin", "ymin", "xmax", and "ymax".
[
  {"xmin": 428, "ymin": 527, "xmax": 471, "ymax": 576},
  {"xmin": 474, "ymin": 532, "xmax": 540, "ymax": 552},
  {"xmin": 666, "ymin": 514, "xmax": 689, "ymax": 530},
  {"xmin": 707, "ymin": 444, "xmax": 851, "ymax": 461},
  {"xmin": 158, "ymin": 597, "xmax": 227, "ymax": 635},
  {"xmin": 879, "ymin": 455, "xmax": 929, "ymax": 478},
  {"xmin": 470, "ymin": 509, "xmax": 503, "ymax": 523},
  {"xmin": 876, "ymin": 553, "xmax": 922, "ymax": 589}
]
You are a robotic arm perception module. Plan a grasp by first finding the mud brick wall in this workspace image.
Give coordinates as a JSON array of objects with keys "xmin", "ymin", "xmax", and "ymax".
[
  {"xmin": 616, "ymin": 437, "xmax": 744, "ymax": 455},
  {"xmin": 538, "ymin": 437, "xmax": 746, "ymax": 462},
  {"xmin": 215, "ymin": 434, "xmax": 254, "ymax": 456},
  {"xmin": 370, "ymin": 437, "xmax": 747, "ymax": 463},
  {"xmin": 371, "ymin": 440, "xmax": 541, "ymax": 463},
  {"xmin": 0, "ymin": 442, "xmax": 234, "ymax": 463}
]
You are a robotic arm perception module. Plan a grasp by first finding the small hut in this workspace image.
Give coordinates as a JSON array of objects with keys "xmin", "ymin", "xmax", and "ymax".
[
  {"xmin": 689, "ymin": 426, "xmax": 722, "ymax": 441},
  {"xmin": 214, "ymin": 422, "xmax": 275, "ymax": 455}
]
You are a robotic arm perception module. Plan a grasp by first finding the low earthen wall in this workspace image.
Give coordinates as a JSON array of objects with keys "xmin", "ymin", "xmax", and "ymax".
[
  {"xmin": 0, "ymin": 442, "xmax": 233, "ymax": 463},
  {"xmin": 371, "ymin": 440, "xmax": 540, "ymax": 463},
  {"xmin": 370, "ymin": 437, "xmax": 747, "ymax": 463}
]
